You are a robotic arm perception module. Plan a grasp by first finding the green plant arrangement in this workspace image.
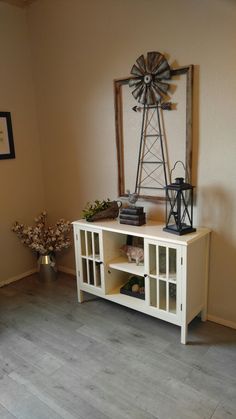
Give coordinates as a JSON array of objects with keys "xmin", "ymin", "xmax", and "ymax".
[{"xmin": 82, "ymin": 199, "xmax": 121, "ymax": 222}]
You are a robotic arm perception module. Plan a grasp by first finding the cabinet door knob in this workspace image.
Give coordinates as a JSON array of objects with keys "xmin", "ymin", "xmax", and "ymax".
[{"xmin": 144, "ymin": 274, "xmax": 148, "ymax": 277}]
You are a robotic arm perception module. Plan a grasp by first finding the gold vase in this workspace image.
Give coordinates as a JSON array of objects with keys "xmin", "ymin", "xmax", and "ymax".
[{"xmin": 38, "ymin": 254, "xmax": 57, "ymax": 282}]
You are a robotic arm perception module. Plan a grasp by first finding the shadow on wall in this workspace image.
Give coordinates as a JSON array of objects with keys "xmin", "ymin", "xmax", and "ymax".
[
  {"xmin": 198, "ymin": 185, "xmax": 236, "ymax": 320},
  {"xmin": 199, "ymin": 185, "xmax": 233, "ymax": 232}
]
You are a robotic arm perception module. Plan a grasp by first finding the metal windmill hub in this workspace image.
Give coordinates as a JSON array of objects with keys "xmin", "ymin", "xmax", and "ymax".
[{"xmin": 144, "ymin": 74, "xmax": 152, "ymax": 84}]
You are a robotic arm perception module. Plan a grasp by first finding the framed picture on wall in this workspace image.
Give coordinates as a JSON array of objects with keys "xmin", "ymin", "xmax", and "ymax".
[
  {"xmin": 0, "ymin": 112, "xmax": 15, "ymax": 160},
  {"xmin": 114, "ymin": 65, "xmax": 193, "ymax": 202}
]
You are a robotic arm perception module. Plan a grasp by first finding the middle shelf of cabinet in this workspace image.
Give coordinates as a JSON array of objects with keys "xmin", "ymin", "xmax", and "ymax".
[{"xmin": 108, "ymin": 256, "xmax": 145, "ymax": 276}]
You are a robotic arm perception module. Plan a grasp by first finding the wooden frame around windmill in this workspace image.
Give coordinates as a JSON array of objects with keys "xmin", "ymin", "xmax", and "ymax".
[{"xmin": 114, "ymin": 65, "xmax": 193, "ymax": 202}]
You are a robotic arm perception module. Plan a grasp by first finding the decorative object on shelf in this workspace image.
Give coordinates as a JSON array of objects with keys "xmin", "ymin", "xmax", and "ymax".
[
  {"xmin": 82, "ymin": 199, "xmax": 121, "ymax": 222},
  {"xmin": 126, "ymin": 189, "xmax": 139, "ymax": 206},
  {"xmin": 127, "ymin": 234, "xmax": 144, "ymax": 248},
  {"xmin": 0, "ymin": 112, "xmax": 15, "ymax": 160},
  {"xmin": 119, "ymin": 206, "xmax": 146, "ymax": 226},
  {"xmin": 120, "ymin": 276, "xmax": 145, "ymax": 300},
  {"xmin": 120, "ymin": 244, "xmax": 144, "ymax": 266},
  {"xmin": 12, "ymin": 211, "xmax": 71, "ymax": 280},
  {"xmin": 163, "ymin": 161, "xmax": 196, "ymax": 235}
]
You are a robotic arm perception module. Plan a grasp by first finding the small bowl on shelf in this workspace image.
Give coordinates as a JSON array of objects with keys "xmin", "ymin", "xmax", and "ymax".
[{"xmin": 120, "ymin": 276, "xmax": 145, "ymax": 300}]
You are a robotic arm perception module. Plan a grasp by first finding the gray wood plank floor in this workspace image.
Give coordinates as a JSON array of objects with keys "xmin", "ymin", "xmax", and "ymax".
[{"xmin": 0, "ymin": 273, "xmax": 236, "ymax": 419}]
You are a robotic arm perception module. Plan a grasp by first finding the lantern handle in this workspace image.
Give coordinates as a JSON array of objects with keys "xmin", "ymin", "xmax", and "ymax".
[{"xmin": 170, "ymin": 160, "xmax": 189, "ymax": 183}]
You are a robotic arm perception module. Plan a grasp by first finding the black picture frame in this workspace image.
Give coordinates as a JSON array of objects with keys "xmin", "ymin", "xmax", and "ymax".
[{"xmin": 0, "ymin": 112, "xmax": 15, "ymax": 160}]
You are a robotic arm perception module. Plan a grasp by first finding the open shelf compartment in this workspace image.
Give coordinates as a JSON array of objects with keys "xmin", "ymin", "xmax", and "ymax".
[{"xmin": 105, "ymin": 268, "xmax": 145, "ymax": 301}]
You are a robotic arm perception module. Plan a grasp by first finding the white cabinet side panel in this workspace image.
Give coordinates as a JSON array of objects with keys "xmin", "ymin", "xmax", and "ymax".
[{"xmin": 186, "ymin": 235, "xmax": 209, "ymax": 323}]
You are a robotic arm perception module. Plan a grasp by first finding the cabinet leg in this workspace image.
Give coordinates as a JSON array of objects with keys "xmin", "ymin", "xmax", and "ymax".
[
  {"xmin": 78, "ymin": 289, "xmax": 85, "ymax": 303},
  {"xmin": 181, "ymin": 324, "xmax": 188, "ymax": 344},
  {"xmin": 201, "ymin": 307, "xmax": 207, "ymax": 322}
]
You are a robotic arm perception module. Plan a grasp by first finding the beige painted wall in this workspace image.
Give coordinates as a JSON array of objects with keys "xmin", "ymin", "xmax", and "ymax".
[
  {"xmin": 0, "ymin": 3, "xmax": 45, "ymax": 284},
  {"xmin": 27, "ymin": 0, "xmax": 236, "ymax": 326},
  {"xmin": 1, "ymin": 0, "xmax": 236, "ymax": 327}
]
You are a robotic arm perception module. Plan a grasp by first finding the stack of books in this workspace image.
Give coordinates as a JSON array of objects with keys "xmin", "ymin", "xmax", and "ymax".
[{"xmin": 119, "ymin": 206, "xmax": 146, "ymax": 226}]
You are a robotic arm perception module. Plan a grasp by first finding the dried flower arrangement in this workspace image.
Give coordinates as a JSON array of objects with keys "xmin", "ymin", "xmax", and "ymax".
[{"xmin": 12, "ymin": 211, "xmax": 71, "ymax": 256}]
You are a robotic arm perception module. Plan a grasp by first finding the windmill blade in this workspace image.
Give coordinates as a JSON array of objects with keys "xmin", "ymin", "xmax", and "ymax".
[
  {"xmin": 132, "ymin": 83, "xmax": 145, "ymax": 101},
  {"xmin": 131, "ymin": 64, "xmax": 144, "ymax": 77},
  {"xmin": 136, "ymin": 55, "xmax": 146, "ymax": 74},
  {"xmin": 150, "ymin": 84, "xmax": 162, "ymax": 102},
  {"xmin": 129, "ymin": 77, "xmax": 142, "ymax": 87},
  {"xmin": 155, "ymin": 68, "xmax": 171, "ymax": 80},
  {"xmin": 153, "ymin": 80, "xmax": 169, "ymax": 94},
  {"xmin": 139, "ymin": 85, "xmax": 147, "ymax": 104},
  {"xmin": 154, "ymin": 58, "xmax": 170, "ymax": 76},
  {"xmin": 147, "ymin": 51, "xmax": 161, "ymax": 73},
  {"xmin": 152, "ymin": 53, "xmax": 165, "ymax": 72},
  {"xmin": 152, "ymin": 82, "xmax": 168, "ymax": 99},
  {"xmin": 147, "ymin": 85, "xmax": 161, "ymax": 105}
]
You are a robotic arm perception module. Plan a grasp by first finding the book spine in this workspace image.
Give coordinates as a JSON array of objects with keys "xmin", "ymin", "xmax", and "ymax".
[
  {"xmin": 120, "ymin": 207, "xmax": 144, "ymax": 215},
  {"xmin": 119, "ymin": 214, "xmax": 146, "ymax": 221},
  {"xmin": 119, "ymin": 219, "xmax": 146, "ymax": 226}
]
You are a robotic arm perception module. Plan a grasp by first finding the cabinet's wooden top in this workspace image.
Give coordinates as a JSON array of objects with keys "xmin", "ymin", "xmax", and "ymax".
[{"xmin": 72, "ymin": 219, "xmax": 210, "ymax": 246}]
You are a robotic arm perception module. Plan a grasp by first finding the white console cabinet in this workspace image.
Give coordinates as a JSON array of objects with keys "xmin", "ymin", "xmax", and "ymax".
[{"xmin": 72, "ymin": 219, "xmax": 210, "ymax": 344}]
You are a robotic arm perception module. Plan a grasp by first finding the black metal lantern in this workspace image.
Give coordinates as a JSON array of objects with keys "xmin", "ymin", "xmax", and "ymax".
[{"xmin": 163, "ymin": 177, "xmax": 196, "ymax": 235}]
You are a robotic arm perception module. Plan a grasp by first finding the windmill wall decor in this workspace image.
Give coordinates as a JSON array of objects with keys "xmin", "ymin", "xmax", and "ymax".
[
  {"xmin": 128, "ymin": 51, "xmax": 172, "ymax": 197},
  {"xmin": 114, "ymin": 57, "xmax": 194, "ymax": 202}
]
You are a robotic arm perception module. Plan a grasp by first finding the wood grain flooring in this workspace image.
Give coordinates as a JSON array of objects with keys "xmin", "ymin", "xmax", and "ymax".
[{"xmin": 0, "ymin": 273, "xmax": 236, "ymax": 419}]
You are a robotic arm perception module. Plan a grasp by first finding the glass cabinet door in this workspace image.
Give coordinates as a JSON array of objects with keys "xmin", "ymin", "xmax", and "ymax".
[
  {"xmin": 145, "ymin": 240, "xmax": 180, "ymax": 317},
  {"xmin": 79, "ymin": 229, "xmax": 103, "ymax": 289}
]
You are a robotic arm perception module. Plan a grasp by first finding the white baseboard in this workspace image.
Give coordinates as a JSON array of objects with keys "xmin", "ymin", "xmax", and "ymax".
[
  {"xmin": 58, "ymin": 265, "xmax": 76, "ymax": 277},
  {"xmin": 0, "ymin": 266, "xmax": 75, "ymax": 288},
  {"xmin": 0, "ymin": 268, "xmax": 37, "ymax": 287},
  {"xmin": 207, "ymin": 314, "xmax": 236, "ymax": 330}
]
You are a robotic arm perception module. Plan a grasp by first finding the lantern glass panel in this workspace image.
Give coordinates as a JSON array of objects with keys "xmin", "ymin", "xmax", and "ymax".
[{"xmin": 164, "ymin": 181, "xmax": 196, "ymax": 235}]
